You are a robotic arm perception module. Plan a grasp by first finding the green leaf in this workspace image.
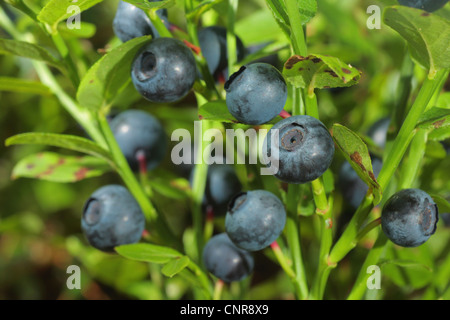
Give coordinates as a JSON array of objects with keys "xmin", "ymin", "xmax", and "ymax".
[
  {"xmin": 76, "ymin": 36, "xmax": 151, "ymax": 112},
  {"xmin": 37, "ymin": 0, "xmax": 104, "ymax": 31},
  {"xmin": 417, "ymin": 107, "xmax": 450, "ymax": 131},
  {"xmin": 5, "ymin": 133, "xmax": 113, "ymax": 163},
  {"xmin": 0, "ymin": 77, "xmax": 51, "ymax": 95},
  {"xmin": 428, "ymin": 126, "xmax": 450, "ymax": 141},
  {"xmin": 265, "ymin": 0, "xmax": 291, "ymax": 37},
  {"xmin": 429, "ymin": 193, "xmax": 450, "ymax": 213},
  {"xmin": 149, "ymin": 178, "xmax": 191, "ymax": 200},
  {"xmin": 186, "ymin": 0, "xmax": 225, "ymax": 21},
  {"xmin": 12, "ymin": 152, "xmax": 111, "ymax": 182},
  {"xmin": 380, "ymin": 259, "xmax": 432, "ymax": 272},
  {"xmin": 122, "ymin": 0, "xmax": 175, "ymax": 10},
  {"xmin": 332, "ymin": 124, "xmax": 382, "ymax": 204},
  {"xmin": 161, "ymin": 256, "xmax": 190, "ymax": 278},
  {"xmin": 58, "ymin": 22, "xmax": 97, "ymax": 38},
  {"xmin": 115, "ymin": 243, "xmax": 183, "ymax": 264},
  {"xmin": 0, "ymin": 38, "xmax": 63, "ymax": 70},
  {"xmin": 295, "ymin": 0, "xmax": 317, "ymax": 25},
  {"xmin": 283, "ymin": 54, "xmax": 361, "ymax": 92},
  {"xmin": 383, "ymin": 6, "xmax": 450, "ymax": 77},
  {"xmin": 198, "ymin": 101, "xmax": 239, "ymax": 123},
  {"xmin": 4, "ymin": 0, "xmax": 38, "ymax": 21}
]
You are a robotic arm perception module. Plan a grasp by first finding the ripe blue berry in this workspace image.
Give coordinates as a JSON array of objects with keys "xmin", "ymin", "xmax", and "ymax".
[
  {"xmin": 398, "ymin": 0, "xmax": 448, "ymax": 12},
  {"xmin": 131, "ymin": 38, "xmax": 197, "ymax": 103},
  {"xmin": 113, "ymin": 1, "xmax": 168, "ymax": 43},
  {"xmin": 338, "ymin": 157, "xmax": 383, "ymax": 209},
  {"xmin": 82, "ymin": 185, "xmax": 145, "ymax": 252},
  {"xmin": 198, "ymin": 26, "xmax": 246, "ymax": 78},
  {"xmin": 225, "ymin": 63, "xmax": 287, "ymax": 125},
  {"xmin": 225, "ymin": 190, "xmax": 286, "ymax": 252},
  {"xmin": 263, "ymin": 115, "xmax": 335, "ymax": 184},
  {"xmin": 381, "ymin": 189, "xmax": 439, "ymax": 247},
  {"xmin": 189, "ymin": 164, "xmax": 242, "ymax": 215},
  {"xmin": 202, "ymin": 233, "xmax": 254, "ymax": 282},
  {"xmin": 109, "ymin": 110, "xmax": 167, "ymax": 172}
]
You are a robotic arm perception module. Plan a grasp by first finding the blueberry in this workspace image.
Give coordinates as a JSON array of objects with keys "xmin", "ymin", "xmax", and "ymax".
[
  {"xmin": 225, "ymin": 63, "xmax": 287, "ymax": 125},
  {"xmin": 191, "ymin": 163, "xmax": 242, "ymax": 215},
  {"xmin": 131, "ymin": 38, "xmax": 197, "ymax": 103},
  {"xmin": 198, "ymin": 26, "xmax": 246, "ymax": 78},
  {"xmin": 202, "ymin": 233, "xmax": 254, "ymax": 282},
  {"xmin": 338, "ymin": 157, "xmax": 383, "ymax": 209},
  {"xmin": 113, "ymin": 1, "xmax": 169, "ymax": 43},
  {"xmin": 225, "ymin": 190, "xmax": 286, "ymax": 251},
  {"xmin": 381, "ymin": 189, "xmax": 439, "ymax": 247},
  {"xmin": 263, "ymin": 115, "xmax": 335, "ymax": 184},
  {"xmin": 398, "ymin": 0, "xmax": 448, "ymax": 12},
  {"xmin": 367, "ymin": 117, "xmax": 390, "ymax": 148},
  {"xmin": 109, "ymin": 110, "xmax": 167, "ymax": 172},
  {"xmin": 189, "ymin": 164, "xmax": 242, "ymax": 216},
  {"xmin": 82, "ymin": 185, "xmax": 145, "ymax": 252}
]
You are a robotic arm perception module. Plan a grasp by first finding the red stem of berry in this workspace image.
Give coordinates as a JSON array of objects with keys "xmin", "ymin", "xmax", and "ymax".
[
  {"xmin": 136, "ymin": 150, "xmax": 147, "ymax": 175},
  {"xmin": 183, "ymin": 40, "xmax": 201, "ymax": 56},
  {"xmin": 206, "ymin": 205, "xmax": 214, "ymax": 222},
  {"xmin": 279, "ymin": 110, "xmax": 292, "ymax": 119}
]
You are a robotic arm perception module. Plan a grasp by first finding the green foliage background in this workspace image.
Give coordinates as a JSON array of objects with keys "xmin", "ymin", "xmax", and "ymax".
[{"xmin": 0, "ymin": 0, "xmax": 449, "ymax": 300}]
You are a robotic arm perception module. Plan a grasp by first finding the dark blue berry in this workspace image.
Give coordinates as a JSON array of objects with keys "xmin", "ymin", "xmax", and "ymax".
[
  {"xmin": 198, "ymin": 26, "xmax": 246, "ymax": 78},
  {"xmin": 398, "ymin": 0, "xmax": 448, "ymax": 12},
  {"xmin": 82, "ymin": 185, "xmax": 145, "ymax": 252},
  {"xmin": 338, "ymin": 157, "xmax": 383, "ymax": 209},
  {"xmin": 202, "ymin": 233, "xmax": 254, "ymax": 282},
  {"xmin": 225, "ymin": 190, "xmax": 286, "ymax": 251},
  {"xmin": 109, "ymin": 110, "xmax": 167, "ymax": 172},
  {"xmin": 381, "ymin": 189, "xmax": 439, "ymax": 247},
  {"xmin": 113, "ymin": 1, "xmax": 169, "ymax": 43},
  {"xmin": 263, "ymin": 115, "xmax": 335, "ymax": 184},
  {"xmin": 225, "ymin": 63, "xmax": 287, "ymax": 125},
  {"xmin": 131, "ymin": 38, "xmax": 197, "ymax": 103},
  {"xmin": 189, "ymin": 164, "xmax": 242, "ymax": 216}
]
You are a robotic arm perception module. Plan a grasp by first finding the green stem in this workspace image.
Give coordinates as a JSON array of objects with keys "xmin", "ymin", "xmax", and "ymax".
[
  {"xmin": 285, "ymin": 184, "xmax": 308, "ymax": 299},
  {"xmin": 191, "ymin": 120, "xmax": 210, "ymax": 264},
  {"xmin": 226, "ymin": 0, "xmax": 239, "ymax": 77},
  {"xmin": 398, "ymin": 129, "xmax": 427, "ymax": 189},
  {"xmin": 346, "ymin": 232, "xmax": 388, "ymax": 300},
  {"xmin": 284, "ymin": 0, "xmax": 307, "ymax": 56},
  {"xmin": 185, "ymin": 0, "xmax": 222, "ymax": 100},
  {"xmin": 213, "ymin": 280, "xmax": 225, "ymax": 300},
  {"xmin": 310, "ymin": 179, "xmax": 334, "ymax": 299},
  {"xmin": 329, "ymin": 193, "xmax": 374, "ymax": 264},
  {"xmin": 271, "ymin": 241, "xmax": 296, "ymax": 280},
  {"xmin": 305, "ymin": 90, "xmax": 319, "ymax": 119},
  {"xmin": 377, "ymin": 70, "xmax": 447, "ymax": 191},
  {"xmin": 98, "ymin": 113, "xmax": 179, "ymax": 248},
  {"xmin": 50, "ymin": 31, "xmax": 80, "ymax": 87},
  {"xmin": 148, "ymin": 9, "xmax": 172, "ymax": 38},
  {"xmin": 188, "ymin": 260, "xmax": 213, "ymax": 299}
]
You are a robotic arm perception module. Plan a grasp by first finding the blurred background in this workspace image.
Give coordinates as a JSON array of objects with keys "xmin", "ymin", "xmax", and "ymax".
[{"xmin": 0, "ymin": 0, "xmax": 449, "ymax": 299}]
